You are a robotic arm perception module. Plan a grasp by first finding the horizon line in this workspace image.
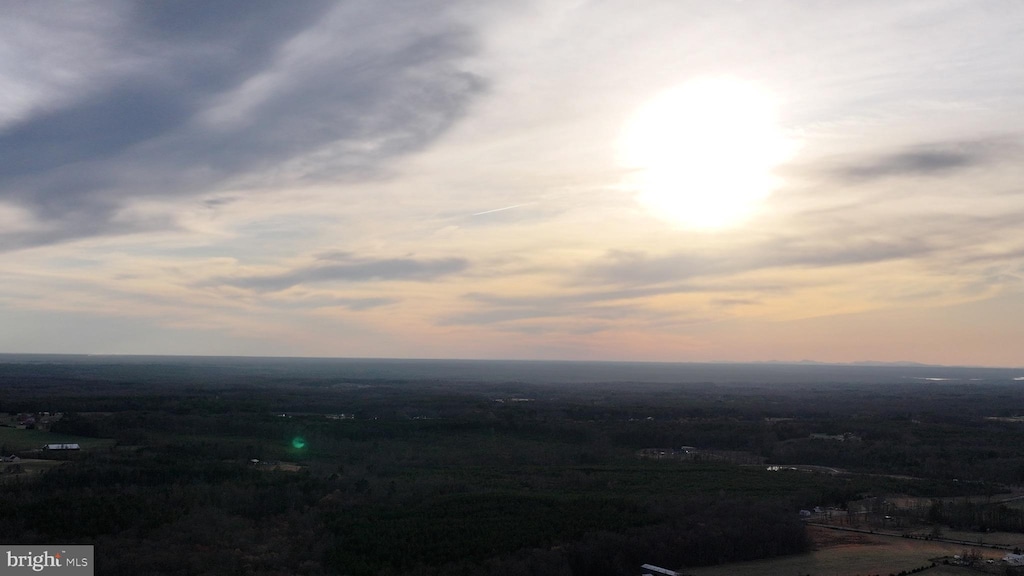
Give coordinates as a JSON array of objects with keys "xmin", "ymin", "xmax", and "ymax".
[{"xmin": 0, "ymin": 352, "xmax": 1020, "ymax": 371}]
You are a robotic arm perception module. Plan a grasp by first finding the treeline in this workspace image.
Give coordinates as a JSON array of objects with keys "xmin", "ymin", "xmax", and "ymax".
[
  {"xmin": 0, "ymin": 445, "xmax": 808, "ymax": 575},
  {"xmin": 558, "ymin": 499, "xmax": 808, "ymax": 576},
  {"xmin": 768, "ymin": 431, "xmax": 1024, "ymax": 486},
  {"xmin": 928, "ymin": 499, "xmax": 1024, "ymax": 533},
  {"xmin": 322, "ymin": 497, "xmax": 807, "ymax": 576}
]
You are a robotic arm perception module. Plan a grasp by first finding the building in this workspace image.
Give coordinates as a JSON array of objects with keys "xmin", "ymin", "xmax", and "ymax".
[
  {"xmin": 640, "ymin": 564, "xmax": 678, "ymax": 576},
  {"xmin": 1004, "ymin": 553, "xmax": 1024, "ymax": 566},
  {"xmin": 43, "ymin": 444, "xmax": 80, "ymax": 451}
]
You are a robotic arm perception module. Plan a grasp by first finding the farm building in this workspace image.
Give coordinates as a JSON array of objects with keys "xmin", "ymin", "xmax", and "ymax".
[
  {"xmin": 43, "ymin": 443, "xmax": 80, "ymax": 451},
  {"xmin": 1005, "ymin": 553, "xmax": 1024, "ymax": 566}
]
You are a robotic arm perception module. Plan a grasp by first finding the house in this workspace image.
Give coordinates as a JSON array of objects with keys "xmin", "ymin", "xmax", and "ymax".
[
  {"xmin": 43, "ymin": 444, "xmax": 80, "ymax": 451},
  {"xmin": 1004, "ymin": 553, "xmax": 1024, "ymax": 566}
]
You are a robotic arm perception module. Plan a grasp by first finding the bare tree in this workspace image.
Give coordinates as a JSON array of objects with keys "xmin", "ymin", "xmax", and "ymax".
[{"xmin": 960, "ymin": 548, "xmax": 982, "ymax": 567}]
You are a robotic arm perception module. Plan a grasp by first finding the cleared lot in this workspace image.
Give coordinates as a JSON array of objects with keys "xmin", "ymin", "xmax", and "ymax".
[{"xmin": 686, "ymin": 526, "xmax": 1007, "ymax": 576}]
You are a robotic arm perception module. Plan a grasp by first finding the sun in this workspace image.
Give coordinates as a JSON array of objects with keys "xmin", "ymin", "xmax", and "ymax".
[{"xmin": 619, "ymin": 77, "xmax": 797, "ymax": 230}]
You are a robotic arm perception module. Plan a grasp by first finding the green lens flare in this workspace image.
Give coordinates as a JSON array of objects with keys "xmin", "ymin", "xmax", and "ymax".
[{"xmin": 292, "ymin": 436, "xmax": 306, "ymax": 449}]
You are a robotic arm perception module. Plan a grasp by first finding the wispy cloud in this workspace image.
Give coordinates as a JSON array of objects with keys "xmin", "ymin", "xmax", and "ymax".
[
  {"xmin": 271, "ymin": 295, "xmax": 399, "ymax": 311},
  {"xmin": 833, "ymin": 138, "xmax": 1012, "ymax": 183},
  {"xmin": 0, "ymin": 1, "xmax": 484, "ymax": 249},
  {"xmin": 441, "ymin": 282, "xmax": 781, "ymax": 328},
  {"xmin": 218, "ymin": 255, "xmax": 470, "ymax": 292},
  {"xmin": 581, "ymin": 236, "xmax": 935, "ymax": 288}
]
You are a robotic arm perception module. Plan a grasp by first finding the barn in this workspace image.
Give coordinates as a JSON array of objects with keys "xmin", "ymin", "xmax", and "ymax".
[{"xmin": 43, "ymin": 443, "xmax": 81, "ymax": 451}]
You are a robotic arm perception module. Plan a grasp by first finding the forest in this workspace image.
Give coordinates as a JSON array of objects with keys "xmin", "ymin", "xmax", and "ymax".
[{"xmin": 2, "ymin": 356, "xmax": 1024, "ymax": 575}]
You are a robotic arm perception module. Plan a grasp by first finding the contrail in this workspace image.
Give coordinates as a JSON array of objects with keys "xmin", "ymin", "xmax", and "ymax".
[{"xmin": 472, "ymin": 204, "xmax": 527, "ymax": 216}]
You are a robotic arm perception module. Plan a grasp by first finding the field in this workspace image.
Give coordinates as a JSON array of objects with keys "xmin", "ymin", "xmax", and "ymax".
[
  {"xmin": 0, "ymin": 458, "xmax": 62, "ymax": 479},
  {"xmin": 928, "ymin": 528, "xmax": 1024, "ymax": 548},
  {"xmin": 0, "ymin": 425, "xmax": 114, "ymax": 452},
  {"xmin": 686, "ymin": 526, "xmax": 1003, "ymax": 576}
]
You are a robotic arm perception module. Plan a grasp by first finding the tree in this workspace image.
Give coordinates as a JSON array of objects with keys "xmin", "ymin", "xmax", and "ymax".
[{"xmin": 960, "ymin": 548, "xmax": 982, "ymax": 567}]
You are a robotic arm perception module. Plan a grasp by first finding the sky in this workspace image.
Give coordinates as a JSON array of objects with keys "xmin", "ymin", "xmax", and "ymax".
[{"xmin": 1, "ymin": 0, "xmax": 1023, "ymax": 366}]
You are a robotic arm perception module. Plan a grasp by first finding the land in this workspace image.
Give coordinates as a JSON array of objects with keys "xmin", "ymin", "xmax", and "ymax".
[
  {"xmin": 1, "ymin": 355, "xmax": 1024, "ymax": 575},
  {"xmin": 688, "ymin": 526, "xmax": 1006, "ymax": 576}
]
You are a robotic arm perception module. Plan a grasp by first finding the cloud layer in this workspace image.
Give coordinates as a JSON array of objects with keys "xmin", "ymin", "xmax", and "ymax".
[
  {"xmin": 0, "ymin": 0, "xmax": 483, "ymax": 248},
  {"xmin": 221, "ymin": 256, "xmax": 470, "ymax": 292},
  {"xmin": 2, "ymin": 0, "xmax": 1024, "ymax": 366}
]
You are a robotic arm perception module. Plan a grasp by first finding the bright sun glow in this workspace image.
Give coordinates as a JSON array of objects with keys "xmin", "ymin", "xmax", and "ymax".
[{"xmin": 620, "ymin": 77, "xmax": 798, "ymax": 230}]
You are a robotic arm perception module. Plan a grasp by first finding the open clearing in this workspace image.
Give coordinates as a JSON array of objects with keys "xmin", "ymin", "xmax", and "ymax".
[
  {"xmin": 916, "ymin": 527, "xmax": 1024, "ymax": 548},
  {"xmin": 686, "ymin": 526, "xmax": 1006, "ymax": 576},
  {"xmin": 0, "ymin": 426, "xmax": 114, "ymax": 451},
  {"xmin": 0, "ymin": 458, "xmax": 62, "ymax": 479}
]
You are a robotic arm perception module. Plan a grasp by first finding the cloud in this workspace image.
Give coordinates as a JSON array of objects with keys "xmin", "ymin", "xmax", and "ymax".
[
  {"xmin": 463, "ymin": 284, "xmax": 725, "ymax": 308},
  {"xmin": 0, "ymin": 1, "xmax": 333, "ymax": 181},
  {"xmin": 0, "ymin": 0, "xmax": 485, "ymax": 249},
  {"xmin": 439, "ymin": 226, "xmax": 951, "ymax": 329},
  {"xmin": 765, "ymin": 236, "xmax": 935, "ymax": 269},
  {"xmin": 834, "ymin": 138, "xmax": 1011, "ymax": 182},
  {"xmin": 440, "ymin": 282, "xmax": 773, "ymax": 328},
  {"xmin": 273, "ymin": 295, "xmax": 398, "ymax": 311},
  {"xmin": 712, "ymin": 298, "xmax": 760, "ymax": 308},
  {"xmin": 440, "ymin": 300, "xmax": 697, "ymax": 331},
  {"xmin": 580, "ymin": 250, "xmax": 726, "ymax": 286},
  {"xmin": 0, "ymin": 2, "xmax": 129, "ymax": 130},
  {"xmin": 219, "ymin": 255, "xmax": 469, "ymax": 292},
  {"xmin": 581, "ymin": 235, "xmax": 935, "ymax": 288}
]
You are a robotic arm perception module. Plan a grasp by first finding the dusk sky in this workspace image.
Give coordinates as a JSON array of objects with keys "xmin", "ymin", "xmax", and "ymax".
[{"xmin": 2, "ymin": 1, "xmax": 1023, "ymax": 366}]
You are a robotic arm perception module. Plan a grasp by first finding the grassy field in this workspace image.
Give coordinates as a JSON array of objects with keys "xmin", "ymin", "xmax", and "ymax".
[
  {"xmin": 924, "ymin": 566, "xmax": 997, "ymax": 576},
  {"xmin": 924, "ymin": 528, "xmax": 1024, "ymax": 548},
  {"xmin": 0, "ymin": 426, "xmax": 114, "ymax": 452},
  {"xmin": 0, "ymin": 458, "xmax": 62, "ymax": 480},
  {"xmin": 685, "ymin": 526, "xmax": 1005, "ymax": 576},
  {"xmin": 1002, "ymin": 498, "xmax": 1024, "ymax": 512}
]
